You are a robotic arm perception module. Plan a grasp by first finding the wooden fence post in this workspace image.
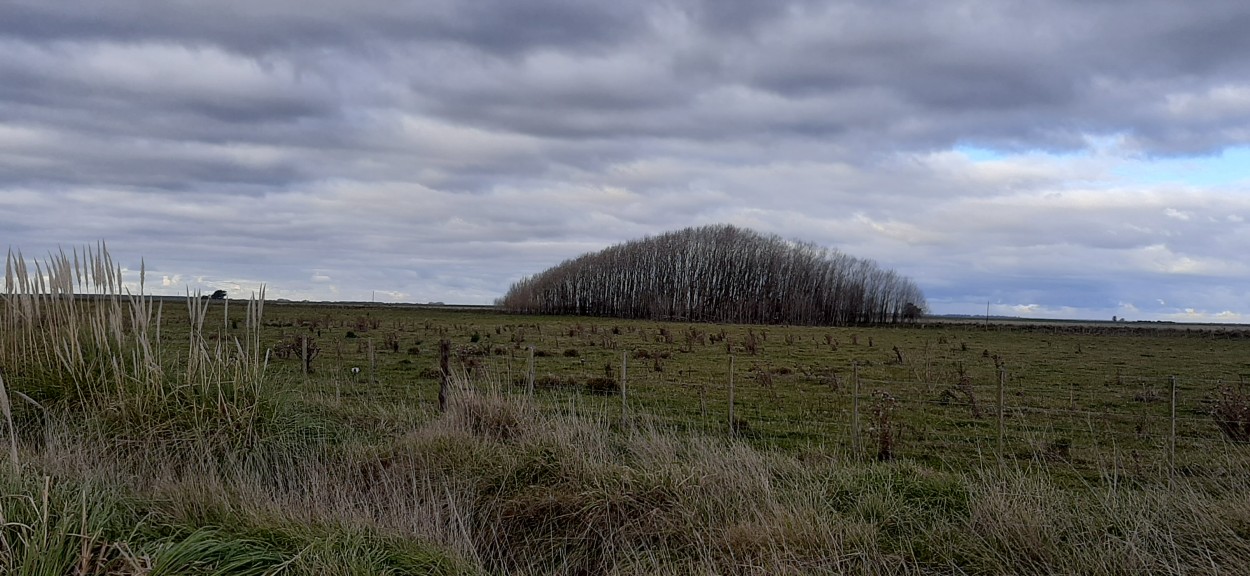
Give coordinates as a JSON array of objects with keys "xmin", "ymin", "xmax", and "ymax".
[
  {"xmin": 998, "ymin": 367, "xmax": 1006, "ymax": 459},
  {"xmin": 621, "ymin": 350, "xmax": 628, "ymax": 425},
  {"xmin": 439, "ymin": 340, "xmax": 450, "ymax": 413},
  {"xmin": 700, "ymin": 383, "xmax": 708, "ymax": 427},
  {"xmin": 526, "ymin": 345, "xmax": 535, "ymax": 396},
  {"xmin": 728, "ymin": 355, "xmax": 738, "ymax": 437},
  {"xmin": 1169, "ymin": 375, "xmax": 1177, "ymax": 486},
  {"xmin": 368, "ymin": 339, "xmax": 376, "ymax": 385},
  {"xmin": 852, "ymin": 361, "xmax": 861, "ymax": 458}
]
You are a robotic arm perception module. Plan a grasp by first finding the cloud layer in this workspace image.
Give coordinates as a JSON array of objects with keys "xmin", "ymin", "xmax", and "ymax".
[{"xmin": 2, "ymin": 0, "xmax": 1248, "ymax": 321}]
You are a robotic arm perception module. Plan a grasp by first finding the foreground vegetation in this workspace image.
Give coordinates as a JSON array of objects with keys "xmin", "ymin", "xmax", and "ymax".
[{"xmin": 3, "ymin": 246, "xmax": 1250, "ymax": 574}]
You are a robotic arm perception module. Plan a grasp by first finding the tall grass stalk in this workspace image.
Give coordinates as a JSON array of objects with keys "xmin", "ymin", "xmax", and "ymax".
[
  {"xmin": 1, "ymin": 244, "xmax": 269, "ymax": 447},
  {"xmin": 0, "ymin": 370, "xmax": 17, "ymax": 474}
]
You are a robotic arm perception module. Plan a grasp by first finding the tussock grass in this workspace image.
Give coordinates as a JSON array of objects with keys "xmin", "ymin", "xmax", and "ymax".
[
  {"xmin": 3, "ymin": 244, "xmax": 1250, "ymax": 574},
  {"xmin": 8, "ymin": 374, "xmax": 1250, "ymax": 574},
  {"xmin": 3, "ymin": 246, "xmax": 276, "ymax": 458}
]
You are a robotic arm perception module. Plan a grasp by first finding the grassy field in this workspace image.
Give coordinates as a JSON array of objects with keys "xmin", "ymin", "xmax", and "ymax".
[
  {"xmin": 247, "ymin": 301, "xmax": 1250, "ymax": 476},
  {"xmin": 3, "ymin": 251, "xmax": 1250, "ymax": 574}
]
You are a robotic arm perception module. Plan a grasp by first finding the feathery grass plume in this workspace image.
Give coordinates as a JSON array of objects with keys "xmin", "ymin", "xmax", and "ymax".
[{"xmin": 1, "ymin": 243, "xmax": 271, "ymax": 452}]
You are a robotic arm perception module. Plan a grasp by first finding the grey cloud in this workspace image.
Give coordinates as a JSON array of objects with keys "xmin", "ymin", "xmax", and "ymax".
[
  {"xmin": 0, "ymin": 1, "xmax": 648, "ymax": 56},
  {"xmin": 3, "ymin": 0, "xmax": 1250, "ymax": 320}
]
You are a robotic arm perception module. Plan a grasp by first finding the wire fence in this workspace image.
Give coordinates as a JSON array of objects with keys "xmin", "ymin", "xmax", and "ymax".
[{"xmin": 458, "ymin": 348, "xmax": 1250, "ymax": 478}]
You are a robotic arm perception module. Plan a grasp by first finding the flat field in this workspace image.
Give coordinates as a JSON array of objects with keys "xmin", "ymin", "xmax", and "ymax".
[
  {"xmin": 246, "ymin": 302, "xmax": 1250, "ymax": 477},
  {"xmin": 5, "ymin": 295, "xmax": 1250, "ymax": 574}
]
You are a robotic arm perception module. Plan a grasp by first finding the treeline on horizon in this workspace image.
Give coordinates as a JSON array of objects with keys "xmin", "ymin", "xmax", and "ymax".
[{"xmin": 497, "ymin": 224, "xmax": 926, "ymax": 325}]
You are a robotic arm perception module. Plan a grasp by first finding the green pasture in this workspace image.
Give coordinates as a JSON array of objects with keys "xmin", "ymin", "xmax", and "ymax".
[
  {"xmin": 4, "ymin": 289, "xmax": 1250, "ymax": 574},
  {"xmin": 226, "ymin": 302, "xmax": 1250, "ymax": 478}
]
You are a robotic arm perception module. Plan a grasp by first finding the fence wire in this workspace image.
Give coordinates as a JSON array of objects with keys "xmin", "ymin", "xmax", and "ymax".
[{"xmin": 457, "ymin": 351, "xmax": 1250, "ymax": 476}]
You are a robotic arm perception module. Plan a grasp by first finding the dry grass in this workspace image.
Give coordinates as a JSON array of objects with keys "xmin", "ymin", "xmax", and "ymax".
[
  {"xmin": 0, "ymin": 370, "xmax": 19, "ymax": 474},
  {"xmin": 1213, "ymin": 384, "xmax": 1250, "ymax": 442},
  {"xmin": 4, "ymin": 244, "xmax": 1250, "ymax": 574},
  {"xmin": 9, "ymin": 371, "xmax": 1250, "ymax": 574}
]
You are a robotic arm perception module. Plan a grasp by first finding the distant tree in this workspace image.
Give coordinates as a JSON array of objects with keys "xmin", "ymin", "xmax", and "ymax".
[
  {"xmin": 497, "ymin": 224, "xmax": 927, "ymax": 326},
  {"xmin": 210, "ymin": 289, "xmax": 227, "ymax": 300},
  {"xmin": 902, "ymin": 302, "xmax": 924, "ymax": 323}
]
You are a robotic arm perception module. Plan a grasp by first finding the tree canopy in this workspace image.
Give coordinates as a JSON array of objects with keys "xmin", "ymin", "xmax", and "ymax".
[{"xmin": 497, "ymin": 224, "xmax": 925, "ymax": 325}]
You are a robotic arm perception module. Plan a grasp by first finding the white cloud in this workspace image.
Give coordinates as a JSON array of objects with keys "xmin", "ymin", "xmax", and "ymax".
[
  {"xmin": 1160, "ymin": 308, "xmax": 1247, "ymax": 324},
  {"xmin": 1132, "ymin": 244, "xmax": 1245, "ymax": 276},
  {"xmin": 1165, "ymin": 85, "xmax": 1250, "ymax": 122},
  {"xmin": 1163, "ymin": 208, "xmax": 1192, "ymax": 221}
]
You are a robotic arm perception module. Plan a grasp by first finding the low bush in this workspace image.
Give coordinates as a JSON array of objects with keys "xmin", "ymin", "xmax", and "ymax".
[
  {"xmin": 1213, "ymin": 385, "xmax": 1250, "ymax": 442},
  {"xmin": 584, "ymin": 377, "xmax": 619, "ymax": 395}
]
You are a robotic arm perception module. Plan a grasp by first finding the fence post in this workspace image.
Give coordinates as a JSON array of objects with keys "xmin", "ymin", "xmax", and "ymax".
[
  {"xmin": 728, "ymin": 355, "xmax": 735, "ymax": 438},
  {"xmin": 301, "ymin": 335, "xmax": 309, "ymax": 376},
  {"xmin": 699, "ymin": 383, "xmax": 708, "ymax": 426},
  {"xmin": 526, "ymin": 345, "xmax": 535, "ymax": 396},
  {"xmin": 438, "ymin": 340, "xmax": 450, "ymax": 413},
  {"xmin": 1169, "ymin": 375, "xmax": 1177, "ymax": 486},
  {"xmin": 852, "ymin": 361, "xmax": 861, "ymax": 459},
  {"xmin": 368, "ymin": 339, "xmax": 377, "ymax": 385},
  {"xmin": 621, "ymin": 350, "xmax": 628, "ymax": 425},
  {"xmin": 998, "ymin": 367, "xmax": 1006, "ymax": 460}
]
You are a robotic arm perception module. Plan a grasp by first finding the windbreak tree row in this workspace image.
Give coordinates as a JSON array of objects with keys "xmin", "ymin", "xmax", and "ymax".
[{"xmin": 497, "ymin": 224, "xmax": 926, "ymax": 325}]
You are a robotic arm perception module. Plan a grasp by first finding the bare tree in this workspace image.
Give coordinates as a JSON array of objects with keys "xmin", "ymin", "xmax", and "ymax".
[{"xmin": 496, "ymin": 224, "xmax": 927, "ymax": 326}]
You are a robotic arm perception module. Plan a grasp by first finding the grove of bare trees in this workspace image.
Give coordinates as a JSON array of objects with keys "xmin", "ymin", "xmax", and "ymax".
[{"xmin": 497, "ymin": 224, "xmax": 926, "ymax": 325}]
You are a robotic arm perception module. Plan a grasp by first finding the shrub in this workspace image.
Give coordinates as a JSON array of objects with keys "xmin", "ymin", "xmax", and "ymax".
[
  {"xmin": 753, "ymin": 365, "xmax": 775, "ymax": 390},
  {"xmin": 534, "ymin": 374, "xmax": 568, "ymax": 389},
  {"xmin": 451, "ymin": 391, "xmax": 527, "ymax": 441},
  {"xmin": 744, "ymin": 329, "xmax": 760, "ymax": 355},
  {"xmin": 956, "ymin": 366, "xmax": 982, "ymax": 419},
  {"xmin": 1212, "ymin": 385, "xmax": 1250, "ymax": 442},
  {"xmin": 583, "ymin": 377, "xmax": 618, "ymax": 395}
]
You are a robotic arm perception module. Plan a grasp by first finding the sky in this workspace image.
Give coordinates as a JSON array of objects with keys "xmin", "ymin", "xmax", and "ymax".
[{"xmin": 2, "ymin": 1, "xmax": 1249, "ymax": 323}]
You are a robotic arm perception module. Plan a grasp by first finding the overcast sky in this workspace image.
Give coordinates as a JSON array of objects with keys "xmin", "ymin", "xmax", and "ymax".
[{"xmin": 3, "ymin": 1, "xmax": 1249, "ymax": 322}]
